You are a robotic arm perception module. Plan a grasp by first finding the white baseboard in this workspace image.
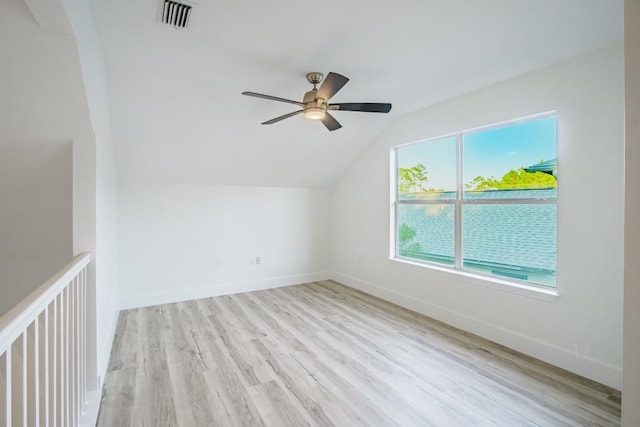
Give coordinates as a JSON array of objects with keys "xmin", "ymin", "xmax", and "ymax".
[
  {"xmin": 119, "ymin": 271, "xmax": 331, "ymax": 311},
  {"xmin": 80, "ymin": 390, "xmax": 101, "ymax": 427},
  {"xmin": 331, "ymin": 271, "xmax": 622, "ymax": 390},
  {"xmin": 98, "ymin": 305, "xmax": 120, "ymax": 383}
]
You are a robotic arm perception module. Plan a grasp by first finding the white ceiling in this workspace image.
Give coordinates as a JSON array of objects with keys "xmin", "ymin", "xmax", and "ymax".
[{"xmin": 89, "ymin": 0, "xmax": 623, "ymax": 187}]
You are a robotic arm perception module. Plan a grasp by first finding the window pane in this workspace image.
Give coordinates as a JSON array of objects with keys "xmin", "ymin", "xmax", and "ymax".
[
  {"xmin": 462, "ymin": 204, "xmax": 557, "ymax": 287},
  {"xmin": 397, "ymin": 204, "xmax": 454, "ymax": 266},
  {"xmin": 463, "ymin": 116, "xmax": 557, "ymax": 199},
  {"xmin": 397, "ymin": 137, "xmax": 456, "ymax": 201}
]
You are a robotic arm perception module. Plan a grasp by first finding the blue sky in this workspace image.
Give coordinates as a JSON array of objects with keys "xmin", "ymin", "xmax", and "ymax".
[{"xmin": 397, "ymin": 115, "xmax": 557, "ymax": 190}]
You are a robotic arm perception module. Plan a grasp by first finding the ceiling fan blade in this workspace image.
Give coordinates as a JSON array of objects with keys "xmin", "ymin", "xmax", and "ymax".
[
  {"xmin": 321, "ymin": 113, "xmax": 342, "ymax": 131},
  {"xmin": 330, "ymin": 102, "xmax": 392, "ymax": 113},
  {"xmin": 242, "ymin": 91, "xmax": 304, "ymax": 107},
  {"xmin": 316, "ymin": 72, "xmax": 349, "ymax": 101},
  {"xmin": 261, "ymin": 110, "xmax": 304, "ymax": 125}
]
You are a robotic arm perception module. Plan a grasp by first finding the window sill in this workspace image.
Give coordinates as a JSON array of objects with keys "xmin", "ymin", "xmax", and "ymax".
[{"xmin": 388, "ymin": 257, "xmax": 559, "ymax": 302}]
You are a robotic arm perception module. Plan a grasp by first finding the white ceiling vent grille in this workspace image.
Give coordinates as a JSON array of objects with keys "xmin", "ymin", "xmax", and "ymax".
[{"xmin": 160, "ymin": 0, "xmax": 194, "ymax": 29}]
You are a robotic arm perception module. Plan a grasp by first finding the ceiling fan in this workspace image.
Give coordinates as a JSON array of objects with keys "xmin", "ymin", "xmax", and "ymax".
[{"xmin": 242, "ymin": 72, "xmax": 392, "ymax": 131}]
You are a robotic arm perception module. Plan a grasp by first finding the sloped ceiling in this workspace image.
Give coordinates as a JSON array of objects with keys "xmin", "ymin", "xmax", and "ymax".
[{"xmin": 89, "ymin": 0, "xmax": 622, "ymax": 187}]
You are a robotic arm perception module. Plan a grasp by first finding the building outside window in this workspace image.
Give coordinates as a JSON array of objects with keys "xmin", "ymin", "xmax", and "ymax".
[{"xmin": 393, "ymin": 114, "xmax": 557, "ymax": 288}]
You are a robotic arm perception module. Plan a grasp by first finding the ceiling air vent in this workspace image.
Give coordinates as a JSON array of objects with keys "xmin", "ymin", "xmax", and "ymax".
[{"xmin": 160, "ymin": 0, "xmax": 193, "ymax": 29}]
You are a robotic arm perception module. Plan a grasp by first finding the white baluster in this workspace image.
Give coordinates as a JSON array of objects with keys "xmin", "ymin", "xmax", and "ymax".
[
  {"xmin": 11, "ymin": 336, "xmax": 24, "ymax": 426},
  {"xmin": 26, "ymin": 321, "xmax": 38, "ymax": 427},
  {"xmin": 1, "ymin": 349, "xmax": 10, "ymax": 427},
  {"xmin": 63, "ymin": 287, "xmax": 68, "ymax": 427},
  {"xmin": 56, "ymin": 293, "xmax": 63, "ymax": 427},
  {"xmin": 22, "ymin": 330, "xmax": 27, "ymax": 427},
  {"xmin": 49, "ymin": 299, "xmax": 56, "ymax": 427},
  {"xmin": 39, "ymin": 308, "xmax": 49, "ymax": 427},
  {"xmin": 74, "ymin": 277, "xmax": 80, "ymax": 423},
  {"xmin": 70, "ymin": 279, "xmax": 76, "ymax": 427},
  {"xmin": 80, "ymin": 269, "xmax": 85, "ymax": 414}
]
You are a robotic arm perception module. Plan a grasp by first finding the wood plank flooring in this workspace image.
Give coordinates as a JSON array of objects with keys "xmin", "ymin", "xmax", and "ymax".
[{"xmin": 97, "ymin": 280, "xmax": 621, "ymax": 426}]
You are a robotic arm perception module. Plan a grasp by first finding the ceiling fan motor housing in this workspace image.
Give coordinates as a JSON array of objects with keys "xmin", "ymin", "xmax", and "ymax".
[
  {"xmin": 303, "ymin": 89, "xmax": 319, "ymax": 104},
  {"xmin": 304, "ymin": 72, "xmax": 328, "ymax": 109},
  {"xmin": 302, "ymin": 88, "xmax": 327, "ymax": 120}
]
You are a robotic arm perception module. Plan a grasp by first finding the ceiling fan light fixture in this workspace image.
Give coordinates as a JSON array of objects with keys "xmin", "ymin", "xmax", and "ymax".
[{"xmin": 304, "ymin": 107, "xmax": 326, "ymax": 120}]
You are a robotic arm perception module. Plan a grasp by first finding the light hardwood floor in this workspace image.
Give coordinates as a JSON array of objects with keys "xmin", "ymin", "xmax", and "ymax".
[{"xmin": 98, "ymin": 280, "xmax": 621, "ymax": 426}]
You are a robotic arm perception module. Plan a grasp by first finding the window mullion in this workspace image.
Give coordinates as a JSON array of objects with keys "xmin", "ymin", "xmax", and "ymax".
[
  {"xmin": 392, "ymin": 149, "xmax": 399, "ymax": 258},
  {"xmin": 455, "ymin": 134, "xmax": 463, "ymax": 270},
  {"xmin": 462, "ymin": 198, "xmax": 557, "ymax": 204}
]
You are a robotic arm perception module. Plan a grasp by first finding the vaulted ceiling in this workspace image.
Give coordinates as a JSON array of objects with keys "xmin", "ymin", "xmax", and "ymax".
[{"xmin": 89, "ymin": 0, "xmax": 623, "ymax": 187}]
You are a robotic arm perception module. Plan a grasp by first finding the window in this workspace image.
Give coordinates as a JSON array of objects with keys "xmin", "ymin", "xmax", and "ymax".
[{"xmin": 393, "ymin": 114, "xmax": 557, "ymax": 288}]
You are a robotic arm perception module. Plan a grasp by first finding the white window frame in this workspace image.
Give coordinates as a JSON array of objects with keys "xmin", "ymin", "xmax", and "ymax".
[{"xmin": 390, "ymin": 112, "xmax": 558, "ymax": 292}]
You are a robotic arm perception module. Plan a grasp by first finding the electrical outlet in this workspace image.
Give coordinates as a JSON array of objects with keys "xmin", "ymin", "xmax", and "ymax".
[
  {"xmin": 249, "ymin": 258, "xmax": 255, "ymax": 265},
  {"xmin": 256, "ymin": 256, "xmax": 261, "ymax": 265}
]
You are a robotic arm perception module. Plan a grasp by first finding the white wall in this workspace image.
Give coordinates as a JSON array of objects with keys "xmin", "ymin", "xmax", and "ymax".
[
  {"xmin": 623, "ymin": 0, "xmax": 640, "ymax": 423},
  {"xmin": 330, "ymin": 46, "xmax": 624, "ymax": 389},
  {"xmin": 0, "ymin": 0, "xmax": 96, "ymax": 316},
  {"xmin": 118, "ymin": 183, "xmax": 330, "ymax": 308},
  {"xmin": 0, "ymin": 142, "xmax": 72, "ymax": 316},
  {"xmin": 64, "ymin": 0, "xmax": 120, "ymax": 384},
  {"xmin": 0, "ymin": 142, "xmax": 72, "ymax": 261},
  {"xmin": 1, "ymin": 0, "xmax": 99, "ymax": 391}
]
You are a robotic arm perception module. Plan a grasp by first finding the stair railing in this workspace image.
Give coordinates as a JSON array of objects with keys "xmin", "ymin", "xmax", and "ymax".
[{"xmin": 0, "ymin": 252, "xmax": 91, "ymax": 426}]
